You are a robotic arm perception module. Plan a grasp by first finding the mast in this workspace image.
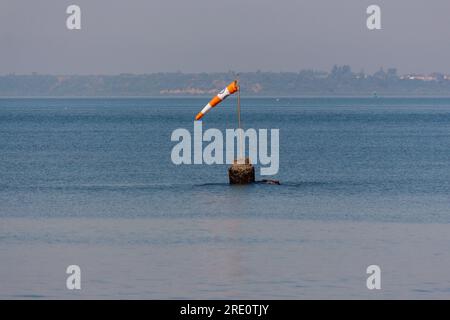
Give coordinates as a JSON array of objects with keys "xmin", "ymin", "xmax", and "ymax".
[
  {"xmin": 237, "ymin": 78, "xmax": 244, "ymax": 162},
  {"xmin": 228, "ymin": 77, "xmax": 255, "ymax": 184}
]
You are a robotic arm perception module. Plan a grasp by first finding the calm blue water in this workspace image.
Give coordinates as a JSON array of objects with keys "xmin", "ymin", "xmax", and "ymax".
[
  {"xmin": 1, "ymin": 97, "xmax": 450, "ymax": 222},
  {"xmin": 2, "ymin": 97, "xmax": 450, "ymax": 299}
]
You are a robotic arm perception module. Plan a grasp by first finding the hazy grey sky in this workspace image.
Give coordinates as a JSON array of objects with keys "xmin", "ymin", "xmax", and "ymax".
[{"xmin": 1, "ymin": 0, "xmax": 450, "ymax": 75}]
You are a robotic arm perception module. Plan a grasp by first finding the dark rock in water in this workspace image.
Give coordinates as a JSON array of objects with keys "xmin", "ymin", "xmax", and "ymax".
[
  {"xmin": 228, "ymin": 158, "xmax": 280, "ymax": 185},
  {"xmin": 260, "ymin": 179, "xmax": 281, "ymax": 185},
  {"xmin": 228, "ymin": 158, "xmax": 255, "ymax": 184}
]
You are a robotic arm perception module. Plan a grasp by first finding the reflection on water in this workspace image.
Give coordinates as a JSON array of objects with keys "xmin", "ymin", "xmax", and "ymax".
[{"xmin": 2, "ymin": 218, "xmax": 450, "ymax": 299}]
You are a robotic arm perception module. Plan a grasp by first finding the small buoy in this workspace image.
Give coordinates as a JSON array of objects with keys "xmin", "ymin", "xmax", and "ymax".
[{"xmin": 228, "ymin": 158, "xmax": 255, "ymax": 185}]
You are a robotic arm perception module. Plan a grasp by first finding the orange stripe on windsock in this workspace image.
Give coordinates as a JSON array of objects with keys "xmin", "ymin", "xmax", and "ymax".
[
  {"xmin": 195, "ymin": 112, "xmax": 204, "ymax": 121},
  {"xmin": 209, "ymin": 95, "xmax": 222, "ymax": 107},
  {"xmin": 227, "ymin": 81, "xmax": 239, "ymax": 94}
]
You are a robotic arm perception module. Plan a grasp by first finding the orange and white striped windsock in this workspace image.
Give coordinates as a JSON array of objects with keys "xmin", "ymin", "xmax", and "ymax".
[{"xmin": 195, "ymin": 80, "xmax": 239, "ymax": 120}]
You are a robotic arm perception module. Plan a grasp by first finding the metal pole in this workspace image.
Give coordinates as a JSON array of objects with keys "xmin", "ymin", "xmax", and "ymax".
[
  {"xmin": 237, "ymin": 80, "xmax": 244, "ymax": 162},
  {"xmin": 237, "ymin": 81, "xmax": 241, "ymax": 131}
]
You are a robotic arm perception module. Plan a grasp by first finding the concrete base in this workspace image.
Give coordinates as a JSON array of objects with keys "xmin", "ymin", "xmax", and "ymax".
[{"xmin": 228, "ymin": 158, "xmax": 255, "ymax": 185}]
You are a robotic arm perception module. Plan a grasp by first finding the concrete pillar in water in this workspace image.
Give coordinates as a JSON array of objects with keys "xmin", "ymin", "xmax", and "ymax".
[{"xmin": 228, "ymin": 158, "xmax": 255, "ymax": 184}]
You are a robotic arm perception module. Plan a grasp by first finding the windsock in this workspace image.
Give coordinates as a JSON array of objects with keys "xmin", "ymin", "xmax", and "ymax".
[{"xmin": 195, "ymin": 80, "xmax": 239, "ymax": 120}]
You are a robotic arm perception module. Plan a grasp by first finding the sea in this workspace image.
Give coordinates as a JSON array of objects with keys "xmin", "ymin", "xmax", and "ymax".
[{"xmin": 1, "ymin": 97, "xmax": 450, "ymax": 299}]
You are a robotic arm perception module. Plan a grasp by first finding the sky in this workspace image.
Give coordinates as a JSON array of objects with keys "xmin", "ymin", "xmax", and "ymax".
[{"xmin": 1, "ymin": 0, "xmax": 450, "ymax": 75}]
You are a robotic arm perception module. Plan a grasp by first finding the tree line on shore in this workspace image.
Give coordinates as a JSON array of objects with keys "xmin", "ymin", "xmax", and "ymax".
[{"xmin": 2, "ymin": 66, "xmax": 450, "ymax": 96}]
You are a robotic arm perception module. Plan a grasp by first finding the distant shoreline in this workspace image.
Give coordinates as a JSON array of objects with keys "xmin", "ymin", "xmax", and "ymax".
[
  {"xmin": 3, "ymin": 67, "xmax": 450, "ymax": 97},
  {"xmin": 3, "ymin": 95, "xmax": 450, "ymax": 99}
]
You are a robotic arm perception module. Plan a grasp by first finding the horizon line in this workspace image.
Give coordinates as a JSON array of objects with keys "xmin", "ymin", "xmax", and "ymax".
[{"xmin": 2, "ymin": 68, "xmax": 450, "ymax": 77}]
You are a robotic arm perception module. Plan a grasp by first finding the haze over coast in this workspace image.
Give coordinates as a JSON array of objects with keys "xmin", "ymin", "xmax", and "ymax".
[{"xmin": 2, "ymin": 66, "xmax": 450, "ymax": 97}]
